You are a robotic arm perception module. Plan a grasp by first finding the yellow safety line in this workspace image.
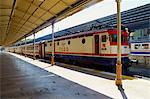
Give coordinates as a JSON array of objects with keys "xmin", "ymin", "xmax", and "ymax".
[
  {"xmin": 93, "ymin": 69, "xmax": 102, "ymax": 73},
  {"xmin": 122, "ymin": 75, "xmax": 136, "ymax": 80}
]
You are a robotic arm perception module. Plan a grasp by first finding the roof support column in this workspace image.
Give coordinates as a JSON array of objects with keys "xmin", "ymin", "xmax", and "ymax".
[
  {"xmin": 51, "ymin": 21, "xmax": 55, "ymax": 66},
  {"xmin": 25, "ymin": 36, "xmax": 27, "ymax": 57},
  {"xmin": 115, "ymin": 0, "xmax": 122, "ymax": 87},
  {"xmin": 20, "ymin": 43, "xmax": 22, "ymax": 54},
  {"xmin": 33, "ymin": 33, "xmax": 35, "ymax": 60}
]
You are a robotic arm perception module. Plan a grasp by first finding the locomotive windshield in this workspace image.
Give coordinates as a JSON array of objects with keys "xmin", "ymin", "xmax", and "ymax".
[
  {"xmin": 110, "ymin": 34, "xmax": 128, "ymax": 44},
  {"xmin": 111, "ymin": 34, "xmax": 117, "ymax": 42}
]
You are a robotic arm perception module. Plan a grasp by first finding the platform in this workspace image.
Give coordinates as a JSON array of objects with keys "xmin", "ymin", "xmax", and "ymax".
[
  {"xmin": 0, "ymin": 52, "xmax": 110, "ymax": 99},
  {"xmin": 1, "ymin": 52, "xmax": 150, "ymax": 99}
]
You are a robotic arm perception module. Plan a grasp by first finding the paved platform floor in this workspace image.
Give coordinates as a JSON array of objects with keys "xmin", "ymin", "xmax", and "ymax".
[
  {"xmin": 1, "ymin": 52, "xmax": 150, "ymax": 99},
  {"xmin": 0, "ymin": 52, "xmax": 111, "ymax": 99}
]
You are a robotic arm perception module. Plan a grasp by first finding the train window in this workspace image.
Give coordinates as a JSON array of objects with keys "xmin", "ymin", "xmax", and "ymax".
[
  {"xmin": 111, "ymin": 34, "xmax": 117, "ymax": 42},
  {"xmin": 142, "ymin": 44, "xmax": 149, "ymax": 49},
  {"xmin": 68, "ymin": 41, "xmax": 70, "ymax": 45},
  {"xmin": 135, "ymin": 44, "xmax": 140, "ymax": 49},
  {"xmin": 82, "ymin": 38, "xmax": 86, "ymax": 44},
  {"xmin": 45, "ymin": 43, "xmax": 47, "ymax": 46},
  {"xmin": 57, "ymin": 42, "xmax": 59, "ymax": 46},
  {"xmin": 102, "ymin": 35, "xmax": 106, "ymax": 42},
  {"xmin": 110, "ymin": 34, "xmax": 128, "ymax": 43}
]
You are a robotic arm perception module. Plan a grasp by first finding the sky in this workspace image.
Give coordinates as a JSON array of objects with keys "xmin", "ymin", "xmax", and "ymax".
[{"xmin": 26, "ymin": 0, "xmax": 150, "ymax": 40}]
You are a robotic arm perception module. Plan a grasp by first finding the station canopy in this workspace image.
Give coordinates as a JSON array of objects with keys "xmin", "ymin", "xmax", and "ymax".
[{"xmin": 0, "ymin": 0, "xmax": 103, "ymax": 46}]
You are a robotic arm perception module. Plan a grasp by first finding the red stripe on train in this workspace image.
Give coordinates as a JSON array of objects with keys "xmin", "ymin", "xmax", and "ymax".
[{"xmin": 48, "ymin": 52, "xmax": 128, "ymax": 56}]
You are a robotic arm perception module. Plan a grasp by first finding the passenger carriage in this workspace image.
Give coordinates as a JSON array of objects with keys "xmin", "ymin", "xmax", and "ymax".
[
  {"xmin": 130, "ymin": 42, "xmax": 150, "ymax": 66},
  {"xmin": 24, "ymin": 43, "xmax": 41, "ymax": 57},
  {"xmin": 130, "ymin": 42, "xmax": 150, "ymax": 56}
]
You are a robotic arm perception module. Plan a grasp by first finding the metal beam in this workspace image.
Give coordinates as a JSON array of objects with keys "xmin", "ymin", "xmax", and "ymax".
[{"xmin": 5, "ymin": 0, "xmax": 17, "ymax": 39}]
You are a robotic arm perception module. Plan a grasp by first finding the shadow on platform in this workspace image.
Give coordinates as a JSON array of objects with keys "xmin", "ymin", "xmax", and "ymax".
[{"xmin": 118, "ymin": 86, "xmax": 128, "ymax": 99}]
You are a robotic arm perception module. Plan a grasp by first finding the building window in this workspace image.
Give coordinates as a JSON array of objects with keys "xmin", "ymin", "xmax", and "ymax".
[
  {"xmin": 82, "ymin": 38, "xmax": 86, "ymax": 44},
  {"xmin": 68, "ymin": 41, "xmax": 70, "ymax": 45},
  {"xmin": 50, "ymin": 43, "xmax": 52, "ymax": 46},
  {"xmin": 102, "ymin": 35, "xmax": 107, "ymax": 42}
]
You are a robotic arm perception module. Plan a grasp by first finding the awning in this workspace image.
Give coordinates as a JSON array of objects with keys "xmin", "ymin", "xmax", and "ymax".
[{"xmin": 0, "ymin": 0, "xmax": 103, "ymax": 46}]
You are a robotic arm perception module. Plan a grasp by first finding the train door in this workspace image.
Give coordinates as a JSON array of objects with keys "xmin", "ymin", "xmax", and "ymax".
[
  {"xmin": 41, "ymin": 43, "xmax": 45, "ymax": 58},
  {"xmin": 39, "ymin": 43, "xmax": 45, "ymax": 58},
  {"xmin": 39, "ymin": 43, "xmax": 42, "ymax": 58},
  {"xmin": 94, "ymin": 35, "xmax": 100, "ymax": 54}
]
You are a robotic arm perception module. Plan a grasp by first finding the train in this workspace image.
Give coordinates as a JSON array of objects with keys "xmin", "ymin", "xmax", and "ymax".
[
  {"xmin": 7, "ymin": 27, "xmax": 131, "ymax": 72},
  {"xmin": 130, "ymin": 41, "xmax": 150, "ymax": 66}
]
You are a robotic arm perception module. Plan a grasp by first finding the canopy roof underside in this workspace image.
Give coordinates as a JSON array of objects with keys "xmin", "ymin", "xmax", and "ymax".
[{"xmin": 0, "ymin": 0, "xmax": 103, "ymax": 46}]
